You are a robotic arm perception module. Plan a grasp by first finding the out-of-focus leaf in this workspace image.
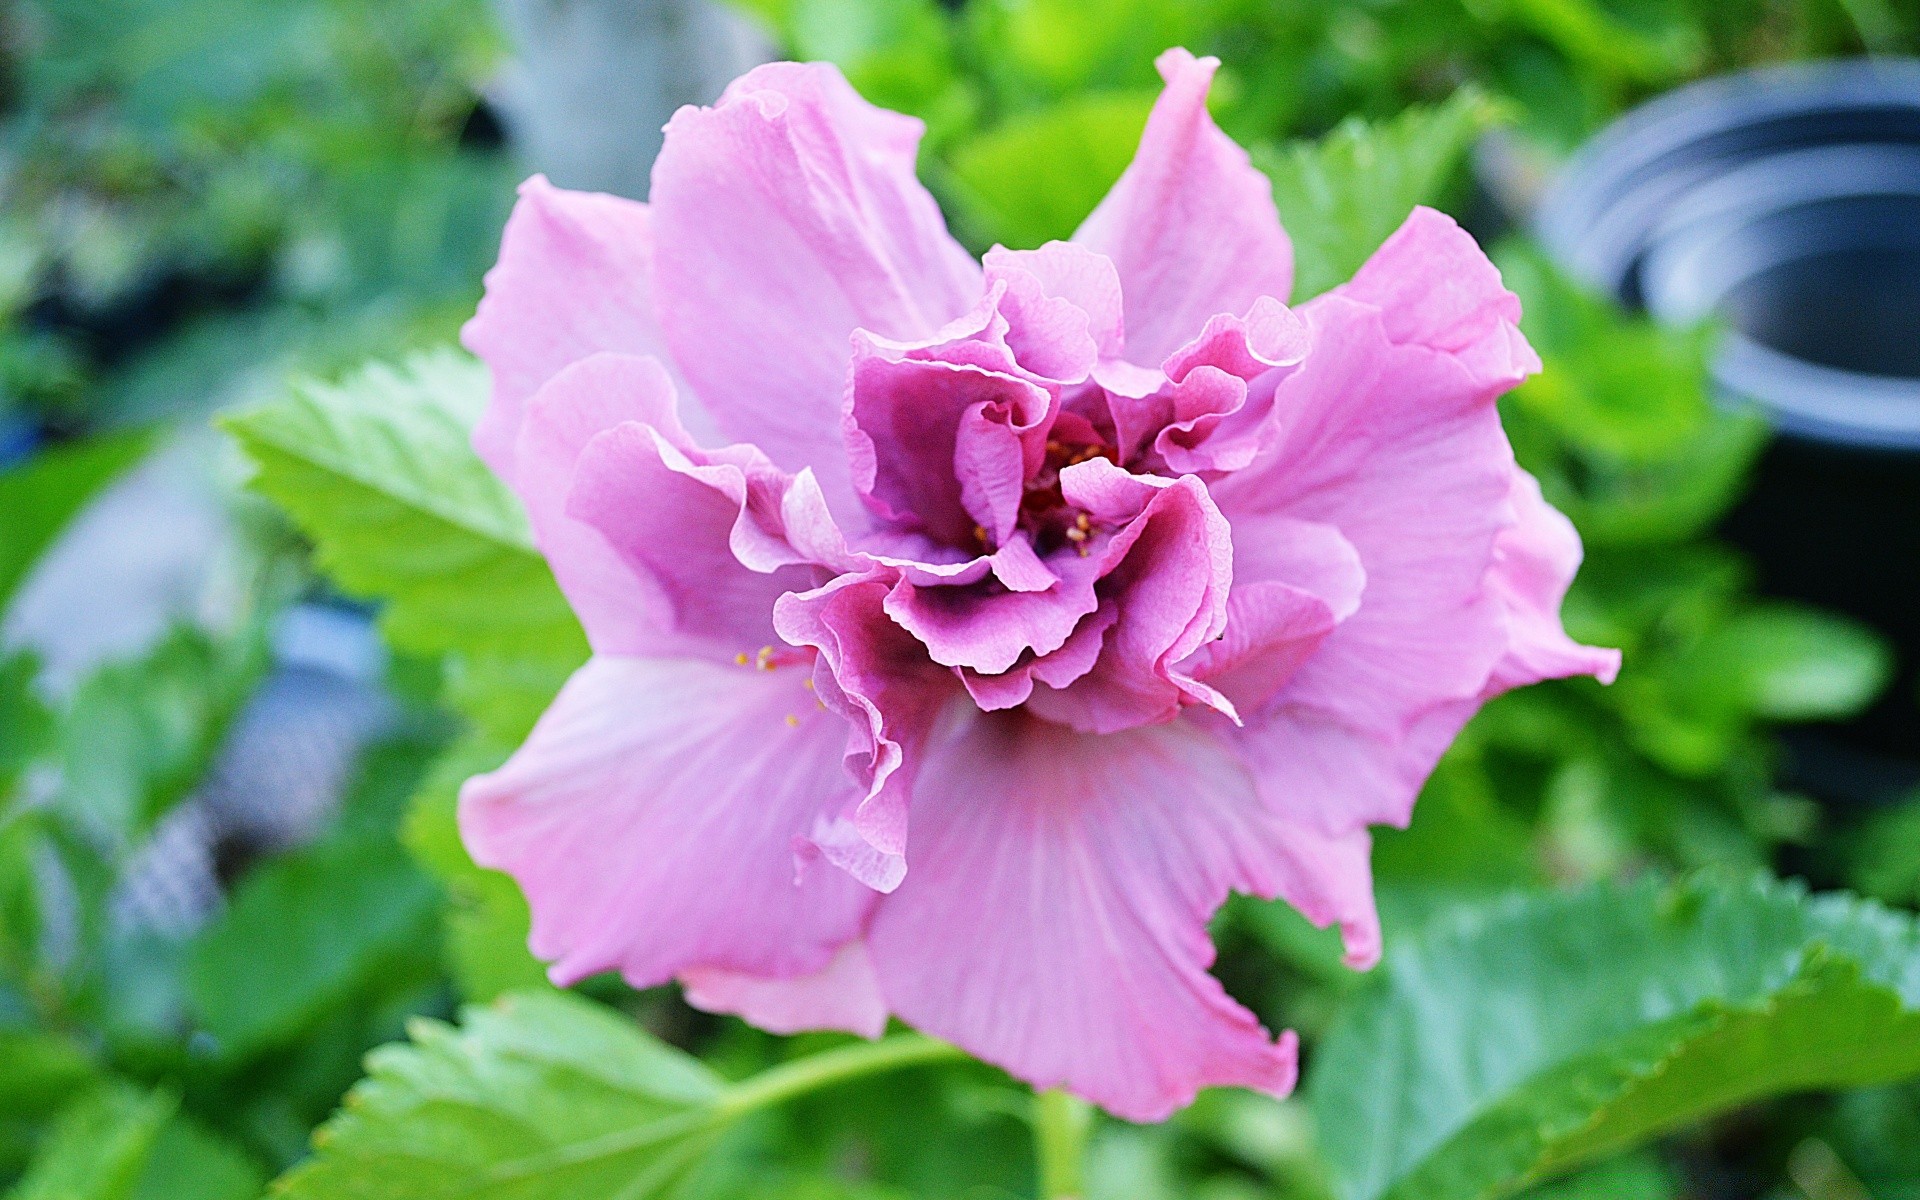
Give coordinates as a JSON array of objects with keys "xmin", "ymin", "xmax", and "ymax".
[
  {"xmin": 1311, "ymin": 875, "xmax": 1920, "ymax": 1200},
  {"xmin": 1848, "ymin": 793, "xmax": 1920, "ymax": 908},
  {"xmin": 1828, "ymin": 1083, "xmax": 1920, "ymax": 1200},
  {"xmin": 1516, "ymin": 1152, "xmax": 1676, "ymax": 1199},
  {"xmin": 55, "ymin": 625, "xmax": 264, "ymax": 843},
  {"xmin": 184, "ymin": 832, "xmax": 442, "ymax": 1059},
  {"xmin": 6, "ymin": 1083, "xmax": 174, "ymax": 1200},
  {"xmin": 0, "ymin": 1031, "xmax": 97, "ymax": 1117},
  {"xmin": 1693, "ymin": 606, "xmax": 1891, "ymax": 723},
  {"xmin": 402, "ymin": 734, "xmax": 545, "ymax": 1003},
  {"xmin": 220, "ymin": 349, "xmax": 587, "ymax": 669},
  {"xmin": 944, "ymin": 91, "xmax": 1156, "ymax": 249},
  {"xmin": 779, "ymin": 0, "xmax": 968, "ymax": 135},
  {"xmin": 0, "ymin": 654, "xmax": 53, "ymax": 796},
  {"xmin": 1498, "ymin": 0, "xmax": 1703, "ymax": 86},
  {"xmin": 1260, "ymin": 90, "xmax": 1499, "ymax": 302},
  {"xmin": 0, "ymin": 429, "xmax": 153, "ymax": 610},
  {"xmin": 130, "ymin": 1115, "xmax": 265, "ymax": 1200}
]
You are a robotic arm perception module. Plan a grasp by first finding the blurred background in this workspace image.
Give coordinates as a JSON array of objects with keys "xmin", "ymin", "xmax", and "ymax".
[{"xmin": 2, "ymin": 0, "xmax": 1919, "ymax": 1197}]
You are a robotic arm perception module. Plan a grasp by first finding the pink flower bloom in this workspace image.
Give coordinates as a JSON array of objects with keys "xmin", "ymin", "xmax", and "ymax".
[{"xmin": 458, "ymin": 49, "xmax": 1618, "ymax": 1121}]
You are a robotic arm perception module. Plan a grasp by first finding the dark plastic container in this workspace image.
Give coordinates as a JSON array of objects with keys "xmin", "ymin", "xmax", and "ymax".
[{"xmin": 1536, "ymin": 59, "xmax": 1920, "ymax": 802}]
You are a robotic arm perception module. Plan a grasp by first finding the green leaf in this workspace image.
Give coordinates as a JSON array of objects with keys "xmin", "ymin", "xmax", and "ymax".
[
  {"xmin": 1694, "ymin": 606, "xmax": 1891, "ymax": 723},
  {"xmin": 943, "ymin": 92, "xmax": 1157, "ymax": 249},
  {"xmin": 6, "ymin": 1084, "xmax": 174, "ymax": 1200},
  {"xmin": 0, "ymin": 1031, "xmax": 98, "ymax": 1116},
  {"xmin": 0, "ymin": 653, "xmax": 53, "ymax": 798},
  {"xmin": 130, "ymin": 1115, "xmax": 266, "ymax": 1200},
  {"xmin": 274, "ymin": 992, "xmax": 962, "ymax": 1199},
  {"xmin": 1515, "ymin": 1152, "xmax": 1675, "ymax": 1200},
  {"xmin": 185, "ymin": 831, "xmax": 442, "ymax": 1059},
  {"xmin": 55, "ymin": 624, "xmax": 264, "ymax": 843},
  {"xmin": 0, "ymin": 429, "xmax": 153, "ymax": 612},
  {"xmin": 1259, "ymin": 90, "xmax": 1500, "ymax": 303},
  {"xmin": 1310, "ymin": 875, "xmax": 1920, "ymax": 1200},
  {"xmin": 401, "ymin": 734, "xmax": 546, "ymax": 1003},
  {"xmin": 220, "ymin": 349, "xmax": 588, "ymax": 669}
]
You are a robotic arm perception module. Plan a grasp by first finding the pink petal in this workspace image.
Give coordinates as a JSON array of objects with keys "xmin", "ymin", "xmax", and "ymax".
[
  {"xmin": 1212, "ymin": 292, "xmax": 1518, "ymax": 738},
  {"xmin": 460, "ymin": 656, "xmax": 877, "ymax": 987},
  {"xmin": 465, "ymin": 177, "xmax": 703, "ymax": 481},
  {"xmin": 565, "ymin": 421, "xmax": 815, "ymax": 660},
  {"xmin": 1222, "ymin": 702, "xmax": 1477, "ymax": 968},
  {"xmin": 513, "ymin": 354, "xmax": 699, "ymax": 658},
  {"xmin": 774, "ymin": 573, "xmax": 961, "ymax": 889},
  {"xmin": 1023, "ymin": 461, "xmax": 1235, "ymax": 733},
  {"xmin": 982, "ymin": 242, "xmax": 1124, "ymax": 370},
  {"xmin": 1486, "ymin": 470, "xmax": 1622, "ymax": 692},
  {"xmin": 1074, "ymin": 49, "xmax": 1294, "ymax": 365},
  {"xmin": 681, "ymin": 940, "xmax": 888, "ymax": 1039},
  {"xmin": 867, "ymin": 713, "xmax": 1298, "ymax": 1121},
  {"xmin": 651, "ymin": 62, "xmax": 982, "ymax": 514}
]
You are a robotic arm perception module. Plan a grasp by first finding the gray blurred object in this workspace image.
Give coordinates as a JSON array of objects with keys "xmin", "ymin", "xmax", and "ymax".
[
  {"xmin": 114, "ymin": 604, "xmax": 394, "ymax": 938},
  {"xmin": 1533, "ymin": 57, "xmax": 1920, "ymax": 448},
  {"xmin": 489, "ymin": 0, "xmax": 772, "ymax": 199}
]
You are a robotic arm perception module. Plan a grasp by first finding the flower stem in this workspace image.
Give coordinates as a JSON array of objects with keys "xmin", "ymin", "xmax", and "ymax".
[
  {"xmin": 718, "ymin": 1033, "xmax": 967, "ymax": 1116},
  {"xmin": 1033, "ymin": 1088, "xmax": 1095, "ymax": 1199}
]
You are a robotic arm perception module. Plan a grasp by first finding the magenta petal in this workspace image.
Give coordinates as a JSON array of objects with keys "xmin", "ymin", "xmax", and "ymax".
[
  {"xmin": 651, "ymin": 62, "xmax": 981, "ymax": 513},
  {"xmin": 1182, "ymin": 582, "xmax": 1338, "ymax": 715},
  {"xmin": 846, "ymin": 344, "xmax": 1052, "ymax": 546},
  {"xmin": 681, "ymin": 941, "xmax": 888, "ymax": 1039},
  {"xmin": 1075, "ymin": 49, "xmax": 1295, "ymax": 365},
  {"xmin": 466, "ymin": 177, "xmax": 701, "ymax": 480},
  {"xmin": 460, "ymin": 656, "xmax": 877, "ymax": 987},
  {"xmin": 775, "ymin": 574, "xmax": 959, "ymax": 885},
  {"xmin": 1024, "ymin": 462, "xmax": 1234, "ymax": 733},
  {"xmin": 867, "ymin": 713, "xmax": 1297, "ymax": 1121},
  {"xmin": 566, "ymin": 421, "xmax": 815, "ymax": 658},
  {"xmin": 982, "ymin": 241, "xmax": 1125, "ymax": 372}
]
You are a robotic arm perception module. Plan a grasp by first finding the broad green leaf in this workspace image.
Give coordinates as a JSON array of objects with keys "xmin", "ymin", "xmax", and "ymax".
[
  {"xmin": 7, "ymin": 1083, "xmax": 174, "ymax": 1200},
  {"xmin": 274, "ymin": 991, "xmax": 961, "ymax": 1199},
  {"xmin": 943, "ymin": 91, "xmax": 1156, "ymax": 249},
  {"xmin": 1498, "ymin": 0, "xmax": 1702, "ymax": 86},
  {"xmin": 1693, "ymin": 606, "xmax": 1891, "ymax": 723},
  {"xmin": 185, "ymin": 831, "xmax": 442, "ymax": 1058},
  {"xmin": 1310, "ymin": 875, "xmax": 1920, "ymax": 1200},
  {"xmin": 0, "ymin": 429, "xmax": 153, "ymax": 612},
  {"xmin": 0, "ymin": 653, "xmax": 52, "ymax": 798},
  {"xmin": 220, "ymin": 350, "xmax": 588, "ymax": 669},
  {"xmin": 1516, "ymin": 1153, "xmax": 1675, "ymax": 1200},
  {"xmin": 1848, "ymin": 792, "xmax": 1920, "ymax": 907},
  {"xmin": 401, "ymin": 734, "xmax": 546, "ymax": 1002},
  {"xmin": 1260, "ymin": 90, "xmax": 1499, "ymax": 303},
  {"xmin": 130, "ymin": 1115, "xmax": 265, "ymax": 1200}
]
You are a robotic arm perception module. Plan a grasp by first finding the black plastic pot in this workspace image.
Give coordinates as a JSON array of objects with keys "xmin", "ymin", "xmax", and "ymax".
[{"xmin": 1536, "ymin": 59, "xmax": 1920, "ymax": 802}]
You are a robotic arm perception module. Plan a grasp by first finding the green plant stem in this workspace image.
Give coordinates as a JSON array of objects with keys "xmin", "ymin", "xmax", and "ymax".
[
  {"xmin": 719, "ymin": 1033, "xmax": 967, "ymax": 1116},
  {"xmin": 1033, "ymin": 1088, "xmax": 1094, "ymax": 1199}
]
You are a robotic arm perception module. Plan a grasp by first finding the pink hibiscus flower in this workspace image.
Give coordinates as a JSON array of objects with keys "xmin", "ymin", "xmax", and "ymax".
[{"xmin": 457, "ymin": 48, "xmax": 1619, "ymax": 1121}]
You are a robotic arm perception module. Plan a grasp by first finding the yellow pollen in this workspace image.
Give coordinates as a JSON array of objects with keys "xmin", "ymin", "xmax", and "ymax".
[
  {"xmin": 755, "ymin": 645, "xmax": 775, "ymax": 670},
  {"xmin": 1075, "ymin": 512, "xmax": 1091, "ymax": 531},
  {"xmin": 803, "ymin": 677, "xmax": 814, "ymax": 690},
  {"xmin": 785, "ymin": 713, "xmax": 800, "ymax": 727},
  {"xmin": 734, "ymin": 652, "xmax": 750, "ymax": 666}
]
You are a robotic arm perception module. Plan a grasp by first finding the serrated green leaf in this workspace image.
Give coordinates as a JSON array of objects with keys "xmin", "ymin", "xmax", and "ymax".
[
  {"xmin": 220, "ymin": 349, "xmax": 587, "ymax": 670},
  {"xmin": 0, "ymin": 429, "xmax": 154, "ymax": 612},
  {"xmin": 1310, "ymin": 875, "xmax": 1920, "ymax": 1200},
  {"xmin": 185, "ymin": 831, "xmax": 442, "ymax": 1059},
  {"xmin": 1260, "ymin": 90, "xmax": 1499, "ymax": 303},
  {"xmin": 274, "ymin": 992, "xmax": 961, "ymax": 1199},
  {"xmin": 7, "ymin": 1083, "xmax": 174, "ymax": 1200}
]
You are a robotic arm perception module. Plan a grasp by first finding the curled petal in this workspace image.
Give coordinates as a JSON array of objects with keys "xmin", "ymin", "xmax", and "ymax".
[
  {"xmin": 1486, "ymin": 470, "xmax": 1622, "ymax": 692},
  {"xmin": 867, "ymin": 713, "xmax": 1298, "ymax": 1122},
  {"xmin": 1075, "ymin": 49, "xmax": 1295, "ymax": 365},
  {"xmin": 460, "ymin": 656, "xmax": 877, "ymax": 987},
  {"xmin": 652, "ymin": 62, "xmax": 982, "ymax": 514},
  {"xmin": 567, "ymin": 421, "xmax": 815, "ymax": 659},
  {"xmin": 681, "ymin": 940, "xmax": 888, "ymax": 1039},
  {"xmin": 775, "ymin": 573, "xmax": 960, "ymax": 889},
  {"xmin": 982, "ymin": 241, "xmax": 1124, "ymax": 371}
]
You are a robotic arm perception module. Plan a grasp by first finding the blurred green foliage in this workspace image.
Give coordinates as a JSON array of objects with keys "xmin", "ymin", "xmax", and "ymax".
[{"xmin": 6, "ymin": 0, "xmax": 1920, "ymax": 1197}]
